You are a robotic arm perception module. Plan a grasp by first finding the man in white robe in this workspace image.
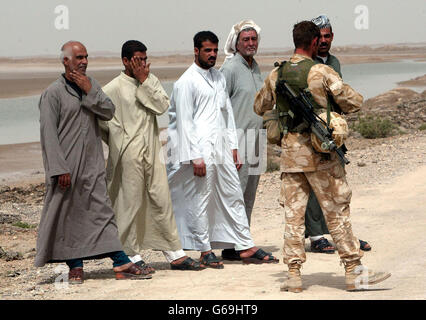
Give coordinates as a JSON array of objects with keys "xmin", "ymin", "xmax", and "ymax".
[
  {"xmin": 167, "ymin": 31, "xmax": 279, "ymax": 268},
  {"xmin": 100, "ymin": 40, "xmax": 204, "ymax": 271}
]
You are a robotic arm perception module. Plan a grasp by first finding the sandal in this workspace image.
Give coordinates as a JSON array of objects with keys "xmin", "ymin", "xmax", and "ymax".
[
  {"xmin": 359, "ymin": 239, "xmax": 372, "ymax": 251},
  {"xmin": 311, "ymin": 237, "xmax": 335, "ymax": 254},
  {"xmin": 135, "ymin": 260, "xmax": 156, "ymax": 274},
  {"xmin": 241, "ymin": 248, "xmax": 279, "ymax": 264},
  {"xmin": 68, "ymin": 267, "xmax": 84, "ymax": 285},
  {"xmin": 170, "ymin": 257, "xmax": 206, "ymax": 271},
  {"xmin": 200, "ymin": 252, "xmax": 224, "ymax": 269},
  {"xmin": 114, "ymin": 263, "xmax": 152, "ymax": 280},
  {"xmin": 221, "ymin": 248, "xmax": 242, "ymax": 261}
]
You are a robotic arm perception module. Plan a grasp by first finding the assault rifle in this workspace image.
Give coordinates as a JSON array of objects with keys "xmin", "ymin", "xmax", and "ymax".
[{"xmin": 276, "ymin": 80, "xmax": 350, "ymax": 165}]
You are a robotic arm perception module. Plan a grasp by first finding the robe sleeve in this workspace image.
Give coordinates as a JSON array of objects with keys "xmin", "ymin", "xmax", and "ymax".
[
  {"xmin": 220, "ymin": 64, "xmax": 235, "ymax": 97},
  {"xmin": 308, "ymin": 64, "xmax": 363, "ymax": 114},
  {"xmin": 174, "ymin": 81, "xmax": 203, "ymax": 162},
  {"xmin": 135, "ymin": 74, "xmax": 170, "ymax": 115},
  {"xmin": 39, "ymin": 89, "xmax": 70, "ymax": 178},
  {"xmin": 224, "ymin": 95, "xmax": 239, "ymax": 150},
  {"xmin": 98, "ymin": 119, "xmax": 109, "ymax": 144},
  {"xmin": 81, "ymin": 79, "xmax": 115, "ymax": 121}
]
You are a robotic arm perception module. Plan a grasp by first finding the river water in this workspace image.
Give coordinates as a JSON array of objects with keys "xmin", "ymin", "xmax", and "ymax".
[{"xmin": 0, "ymin": 60, "xmax": 425, "ymax": 145}]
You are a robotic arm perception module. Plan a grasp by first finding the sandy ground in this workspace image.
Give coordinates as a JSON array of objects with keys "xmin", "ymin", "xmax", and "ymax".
[
  {"xmin": 0, "ymin": 132, "xmax": 425, "ymax": 300},
  {"xmin": 0, "ymin": 143, "xmax": 45, "ymax": 185},
  {"xmin": 0, "ymin": 47, "xmax": 425, "ymax": 300}
]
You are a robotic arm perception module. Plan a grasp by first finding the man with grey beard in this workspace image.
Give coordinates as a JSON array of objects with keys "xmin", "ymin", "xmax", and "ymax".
[{"xmin": 220, "ymin": 20, "xmax": 265, "ymax": 261}]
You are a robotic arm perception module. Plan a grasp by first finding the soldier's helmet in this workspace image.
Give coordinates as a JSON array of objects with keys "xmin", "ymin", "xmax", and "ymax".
[{"xmin": 311, "ymin": 112, "xmax": 348, "ymax": 153}]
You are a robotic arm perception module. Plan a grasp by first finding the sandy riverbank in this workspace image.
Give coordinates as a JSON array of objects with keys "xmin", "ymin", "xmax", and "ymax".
[
  {"xmin": 1, "ymin": 67, "xmax": 425, "ymax": 187},
  {"xmin": 0, "ymin": 143, "xmax": 44, "ymax": 186},
  {"xmin": 1, "ymin": 44, "xmax": 426, "ymax": 99}
]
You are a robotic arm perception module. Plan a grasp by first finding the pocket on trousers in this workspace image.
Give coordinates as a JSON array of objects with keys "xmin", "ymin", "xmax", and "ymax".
[
  {"xmin": 329, "ymin": 163, "xmax": 346, "ymax": 179},
  {"xmin": 279, "ymin": 172, "xmax": 287, "ymax": 208}
]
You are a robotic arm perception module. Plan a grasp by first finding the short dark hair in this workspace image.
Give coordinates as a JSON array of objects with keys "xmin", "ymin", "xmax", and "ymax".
[
  {"xmin": 193, "ymin": 31, "xmax": 219, "ymax": 49},
  {"xmin": 121, "ymin": 40, "xmax": 147, "ymax": 59},
  {"xmin": 293, "ymin": 21, "xmax": 320, "ymax": 50}
]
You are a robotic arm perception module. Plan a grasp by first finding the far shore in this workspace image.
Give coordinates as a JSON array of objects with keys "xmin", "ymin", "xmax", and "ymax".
[
  {"xmin": 1, "ymin": 45, "xmax": 426, "ymax": 186},
  {"xmin": 0, "ymin": 142, "xmax": 44, "ymax": 186},
  {"xmin": 1, "ymin": 46, "xmax": 426, "ymax": 99}
]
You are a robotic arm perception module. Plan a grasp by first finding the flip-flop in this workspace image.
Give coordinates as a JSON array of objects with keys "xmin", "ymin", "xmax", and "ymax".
[
  {"xmin": 68, "ymin": 267, "xmax": 84, "ymax": 285},
  {"xmin": 200, "ymin": 252, "xmax": 224, "ymax": 269},
  {"xmin": 135, "ymin": 260, "xmax": 156, "ymax": 274},
  {"xmin": 311, "ymin": 237, "xmax": 335, "ymax": 254},
  {"xmin": 170, "ymin": 257, "xmax": 206, "ymax": 271},
  {"xmin": 221, "ymin": 249, "xmax": 242, "ymax": 261},
  {"xmin": 359, "ymin": 239, "xmax": 372, "ymax": 251},
  {"xmin": 241, "ymin": 248, "xmax": 279, "ymax": 264},
  {"xmin": 114, "ymin": 263, "xmax": 152, "ymax": 280}
]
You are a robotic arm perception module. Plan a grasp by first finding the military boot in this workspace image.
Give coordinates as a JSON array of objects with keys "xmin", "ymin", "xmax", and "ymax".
[
  {"xmin": 344, "ymin": 260, "xmax": 391, "ymax": 291},
  {"xmin": 280, "ymin": 262, "xmax": 302, "ymax": 293}
]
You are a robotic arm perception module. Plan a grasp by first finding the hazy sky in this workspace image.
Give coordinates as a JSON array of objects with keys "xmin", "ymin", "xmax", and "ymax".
[{"xmin": 1, "ymin": 0, "xmax": 425, "ymax": 57}]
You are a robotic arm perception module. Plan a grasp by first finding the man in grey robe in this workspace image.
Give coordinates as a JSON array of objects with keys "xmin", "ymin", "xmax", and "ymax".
[
  {"xmin": 35, "ymin": 41, "xmax": 151, "ymax": 284},
  {"xmin": 219, "ymin": 20, "xmax": 265, "ymax": 261}
]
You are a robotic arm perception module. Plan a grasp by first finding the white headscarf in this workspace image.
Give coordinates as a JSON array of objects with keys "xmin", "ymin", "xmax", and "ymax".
[{"xmin": 224, "ymin": 19, "xmax": 261, "ymax": 61}]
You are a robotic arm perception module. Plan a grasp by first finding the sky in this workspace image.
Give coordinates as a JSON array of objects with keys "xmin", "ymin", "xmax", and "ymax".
[{"xmin": 1, "ymin": 0, "xmax": 425, "ymax": 57}]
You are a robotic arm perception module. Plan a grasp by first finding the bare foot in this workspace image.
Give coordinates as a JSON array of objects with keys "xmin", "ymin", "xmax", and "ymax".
[
  {"xmin": 170, "ymin": 256, "xmax": 205, "ymax": 268},
  {"xmin": 113, "ymin": 262, "xmax": 152, "ymax": 279},
  {"xmin": 239, "ymin": 247, "xmax": 276, "ymax": 261},
  {"xmin": 170, "ymin": 256, "xmax": 188, "ymax": 265},
  {"xmin": 113, "ymin": 262, "xmax": 152, "ymax": 275},
  {"xmin": 113, "ymin": 262, "xmax": 134, "ymax": 273}
]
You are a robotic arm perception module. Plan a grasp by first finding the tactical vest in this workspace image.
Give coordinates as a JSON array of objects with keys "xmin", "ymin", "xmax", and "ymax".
[{"xmin": 275, "ymin": 59, "xmax": 325, "ymax": 134}]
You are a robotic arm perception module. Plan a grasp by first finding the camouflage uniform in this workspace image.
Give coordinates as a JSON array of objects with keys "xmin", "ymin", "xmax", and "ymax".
[
  {"xmin": 315, "ymin": 54, "xmax": 342, "ymax": 78},
  {"xmin": 254, "ymin": 53, "xmax": 363, "ymax": 265}
]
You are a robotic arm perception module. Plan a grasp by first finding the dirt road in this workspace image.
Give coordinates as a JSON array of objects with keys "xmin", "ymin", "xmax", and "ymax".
[{"xmin": 1, "ymin": 133, "xmax": 425, "ymax": 300}]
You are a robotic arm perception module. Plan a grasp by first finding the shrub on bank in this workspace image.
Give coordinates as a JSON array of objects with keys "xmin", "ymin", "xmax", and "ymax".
[
  {"xmin": 352, "ymin": 115, "xmax": 398, "ymax": 139},
  {"xmin": 12, "ymin": 221, "xmax": 36, "ymax": 229}
]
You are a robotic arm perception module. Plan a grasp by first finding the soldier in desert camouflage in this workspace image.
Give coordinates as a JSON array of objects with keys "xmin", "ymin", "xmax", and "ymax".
[{"xmin": 254, "ymin": 21, "xmax": 391, "ymax": 292}]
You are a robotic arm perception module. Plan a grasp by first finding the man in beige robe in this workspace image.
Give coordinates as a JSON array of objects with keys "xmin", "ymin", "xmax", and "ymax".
[{"xmin": 100, "ymin": 40, "xmax": 204, "ymax": 271}]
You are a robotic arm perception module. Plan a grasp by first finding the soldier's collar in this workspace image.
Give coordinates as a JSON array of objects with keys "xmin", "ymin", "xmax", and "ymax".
[{"xmin": 293, "ymin": 53, "xmax": 314, "ymax": 61}]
